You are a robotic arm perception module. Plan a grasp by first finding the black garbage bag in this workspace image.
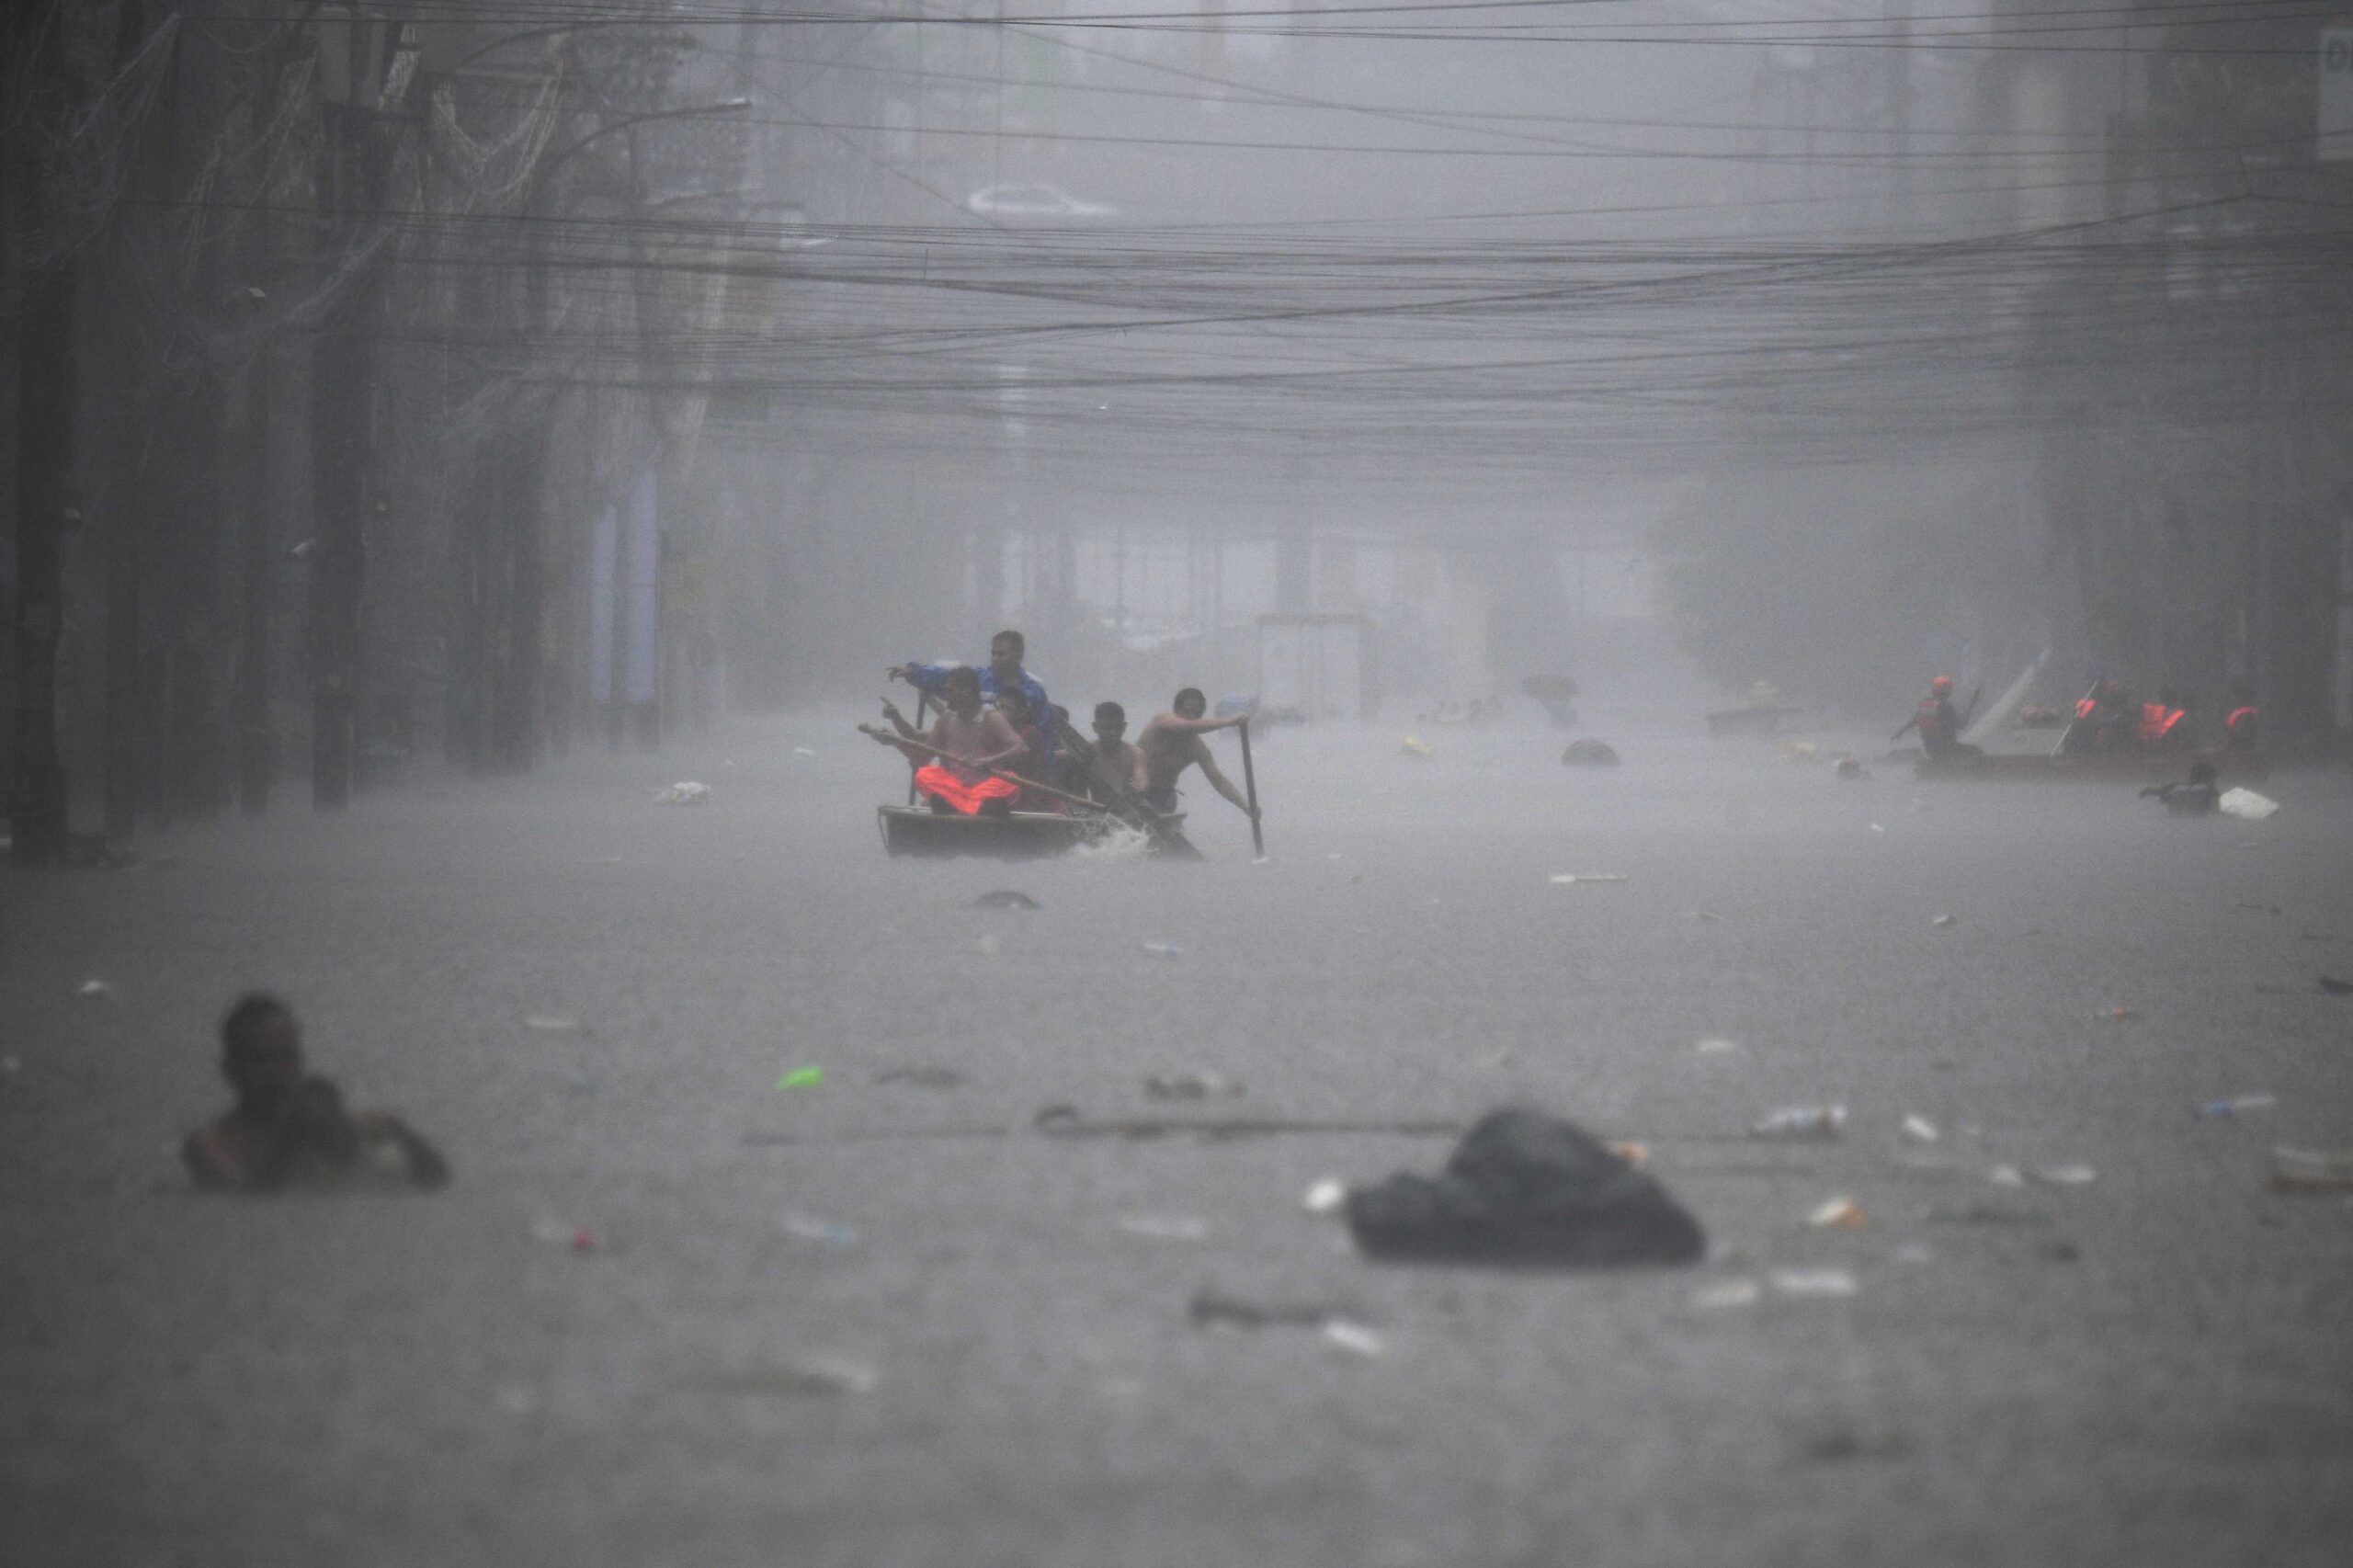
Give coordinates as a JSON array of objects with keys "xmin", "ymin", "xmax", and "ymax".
[{"xmin": 1346, "ymin": 1108, "xmax": 1704, "ymax": 1267}]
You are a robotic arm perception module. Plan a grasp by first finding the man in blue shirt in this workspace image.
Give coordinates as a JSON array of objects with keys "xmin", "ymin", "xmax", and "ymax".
[{"xmin": 891, "ymin": 629, "xmax": 1055, "ymax": 778}]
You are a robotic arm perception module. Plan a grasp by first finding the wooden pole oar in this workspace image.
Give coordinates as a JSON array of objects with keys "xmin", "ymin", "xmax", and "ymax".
[
  {"xmin": 904, "ymin": 692, "xmax": 928, "ymax": 808},
  {"xmin": 1237, "ymin": 716, "xmax": 1264, "ymax": 858}
]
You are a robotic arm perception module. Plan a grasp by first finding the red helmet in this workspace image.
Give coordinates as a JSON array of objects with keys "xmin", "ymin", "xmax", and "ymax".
[{"xmin": 1930, "ymin": 676, "xmax": 1953, "ymax": 696}]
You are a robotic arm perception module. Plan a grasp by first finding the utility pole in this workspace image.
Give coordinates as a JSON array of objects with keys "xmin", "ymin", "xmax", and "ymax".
[
  {"xmin": 6, "ymin": 0, "xmax": 75, "ymax": 866},
  {"xmin": 236, "ymin": 297, "xmax": 275, "ymax": 812},
  {"xmin": 308, "ymin": 27, "xmax": 388, "ymax": 808},
  {"xmin": 1885, "ymin": 0, "xmax": 1915, "ymax": 232}
]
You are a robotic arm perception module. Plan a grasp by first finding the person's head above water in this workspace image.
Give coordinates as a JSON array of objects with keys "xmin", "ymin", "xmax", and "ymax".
[
  {"xmin": 1174, "ymin": 687, "xmax": 1207, "ymax": 721},
  {"xmin": 989, "ymin": 630, "xmax": 1025, "ymax": 679},
  {"xmin": 221, "ymin": 993, "xmax": 303, "ymax": 1113},
  {"xmin": 940, "ymin": 665, "xmax": 983, "ymax": 715}
]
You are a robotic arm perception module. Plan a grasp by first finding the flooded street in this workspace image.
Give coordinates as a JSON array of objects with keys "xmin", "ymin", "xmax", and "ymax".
[{"xmin": 6, "ymin": 707, "xmax": 2351, "ymax": 1568}]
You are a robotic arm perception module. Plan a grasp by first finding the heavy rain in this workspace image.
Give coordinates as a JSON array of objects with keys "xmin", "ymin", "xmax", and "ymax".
[{"xmin": 5, "ymin": 3, "xmax": 2352, "ymax": 1564}]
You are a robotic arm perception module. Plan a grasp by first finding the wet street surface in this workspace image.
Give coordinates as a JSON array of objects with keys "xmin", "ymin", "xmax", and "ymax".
[{"xmin": 6, "ymin": 707, "xmax": 2351, "ymax": 1567}]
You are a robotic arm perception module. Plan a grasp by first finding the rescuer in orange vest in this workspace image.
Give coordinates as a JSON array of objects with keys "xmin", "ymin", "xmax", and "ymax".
[
  {"xmin": 1894, "ymin": 676, "xmax": 1979, "ymax": 757},
  {"xmin": 2222, "ymin": 684, "xmax": 2262, "ymax": 752},
  {"xmin": 2138, "ymin": 687, "xmax": 2189, "ymax": 750},
  {"xmin": 2062, "ymin": 677, "xmax": 2135, "ymax": 753}
]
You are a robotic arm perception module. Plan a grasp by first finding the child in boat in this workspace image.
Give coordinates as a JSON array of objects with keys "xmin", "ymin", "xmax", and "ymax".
[{"xmin": 992, "ymin": 687, "xmax": 1062, "ymax": 813}]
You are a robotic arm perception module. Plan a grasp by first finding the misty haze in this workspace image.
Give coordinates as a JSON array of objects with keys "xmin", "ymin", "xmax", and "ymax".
[{"xmin": 5, "ymin": 3, "xmax": 2352, "ymax": 1565}]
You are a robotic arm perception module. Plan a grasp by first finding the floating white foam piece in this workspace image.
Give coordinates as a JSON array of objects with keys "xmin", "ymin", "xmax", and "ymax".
[
  {"xmin": 2218, "ymin": 788, "xmax": 2279, "ymax": 820},
  {"xmin": 2027, "ymin": 1164, "xmax": 2097, "ymax": 1187}
]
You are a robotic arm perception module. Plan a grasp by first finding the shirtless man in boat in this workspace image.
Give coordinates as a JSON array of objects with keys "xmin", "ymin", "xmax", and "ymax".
[
  {"xmin": 873, "ymin": 665, "xmax": 1027, "ymax": 815},
  {"xmin": 1135, "ymin": 687, "xmax": 1259, "ymax": 823}
]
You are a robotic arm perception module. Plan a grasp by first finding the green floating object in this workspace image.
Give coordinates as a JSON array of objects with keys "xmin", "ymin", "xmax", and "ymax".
[{"xmin": 776, "ymin": 1065, "xmax": 825, "ymax": 1091}]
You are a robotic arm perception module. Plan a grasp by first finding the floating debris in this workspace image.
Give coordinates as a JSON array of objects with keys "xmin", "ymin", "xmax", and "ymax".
[
  {"xmin": 1188, "ymin": 1289, "xmax": 1347, "ymax": 1330},
  {"xmin": 1806, "ymin": 1197, "xmax": 1867, "ymax": 1230},
  {"xmin": 1144, "ymin": 1072, "xmax": 1245, "ymax": 1102},
  {"xmin": 2026, "ymin": 1164, "xmax": 2097, "ymax": 1187},
  {"xmin": 710, "ymin": 1358, "xmax": 877, "ymax": 1398},
  {"xmin": 972, "ymin": 889, "xmax": 1040, "ymax": 910},
  {"xmin": 1927, "ymin": 1203, "xmax": 2052, "ymax": 1227},
  {"xmin": 2269, "ymin": 1147, "xmax": 2353, "ymax": 1193},
  {"xmin": 2191, "ymin": 1094, "xmax": 2276, "ymax": 1120},
  {"xmin": 651, "ymin": 781, "xmax": 711, "ymax": 806},
  {"xmin": 1549, "ymin": 872, "xmax": 1629, "ymax": 885},
  {"xmin": 2217, "ymin": 787, "xmax": 2279, "ymax": 821},
  {"xmin": 1302, "ymin": 1177, "xmax": 1348, "ymax": 1215},
  {"xmin": 1900, "ymin": 1114, "xmax": 1939, "ymax": 1144},
  {"xmin": 1749, "ymin": 1104, "xmax": 1847, "ymax": 1142},
  {"xmin": 1321, "ymin": 1320, "xmax": 1386, "ymax": 1359},
  {"xmin": 775, "ymin": 1065, "xmax": 825, "ymax": 1091},
  {"xmin": 1769, "ymin": 1267, "xmax": 1859, "ymax": 1299},
  {"xmin": 779, "ymin": 1213, "xmax": 860, "ymax": 1248},
  {"xmin": 1690, "ymin": 1278, "xmax": 1762, "ymax": 1311}
]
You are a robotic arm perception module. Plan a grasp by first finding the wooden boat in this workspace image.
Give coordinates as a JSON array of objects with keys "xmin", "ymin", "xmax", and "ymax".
[
  {"xmin": 878, "ymin": 804, "xmax": 1183, "ymax": 859},
  {"xmin": 1915, "ymin": 747, "xmax": 2271, "ymax": 784}
]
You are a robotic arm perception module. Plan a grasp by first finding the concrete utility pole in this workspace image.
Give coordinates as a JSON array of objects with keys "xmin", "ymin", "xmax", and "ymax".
[
  {"xmin": 308, "ymin": 28, "xmax": 391, "ymax": 809},
  {"xmin": 6, "ymin": 3, "xmax": 75, "ymax": 866},
  {"xmin": 1884, "ymin": 0, "xmax": 1915, "ymax": 232}
]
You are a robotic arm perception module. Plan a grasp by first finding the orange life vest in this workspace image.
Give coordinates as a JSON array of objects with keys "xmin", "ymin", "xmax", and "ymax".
[
  {"xmin": 2139, "ymin": 702, "xmax": 2184, "ymax": 744},
  {"xmin": 2075, "ymin": 697, "xmax": 2098, "ymax": 720}
]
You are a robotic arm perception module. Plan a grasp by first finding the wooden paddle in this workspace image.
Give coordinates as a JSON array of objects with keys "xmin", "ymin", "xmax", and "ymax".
[
  {"xmin": 1237, "ymin": 716, "xmax": 1264, "ymax": 858},
  {"xmin": 904, "ymin": 692, "xmax": 928, "ymax": 808}
]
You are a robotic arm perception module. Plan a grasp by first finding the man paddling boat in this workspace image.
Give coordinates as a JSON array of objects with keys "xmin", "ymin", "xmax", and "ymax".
[
  {"xmin": 873, "ymin": 666, "xmax": 1026, "ymax": 816},
  {"xmin": 1136, "ymin": 687, "xmax": 1260, "ymax": 824}
]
